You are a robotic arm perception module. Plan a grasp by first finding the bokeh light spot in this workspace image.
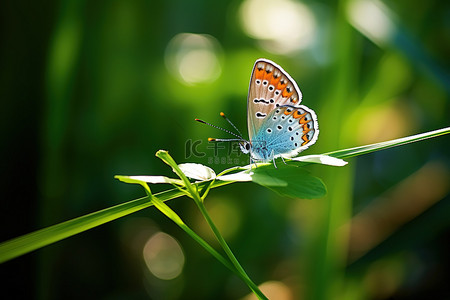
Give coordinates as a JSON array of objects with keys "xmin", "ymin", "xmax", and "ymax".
[
  {"xmin": 243, "ymin": 281, "xmax": 293, "ymax": 300},
  {"xmin": 353, "ymin": 101, "xmax": 414, "ymax": 144},
  {"xmin": 239, "ymin": 0, "xmax": 317, "ymax": 54},
  {"xmin": 165, "ymin": 33, "xmax": 222, "ymax": 85},
  {"xmin": 142, "ymin": 232, "xmax": 185, "ymax": 280},
  {"xmin": 193, "ymin": 197, "xmax": 242, "ymax": 243},
  {"xmin": 347, "ymin": 0, "xmax": 394, "ymax": 46}
]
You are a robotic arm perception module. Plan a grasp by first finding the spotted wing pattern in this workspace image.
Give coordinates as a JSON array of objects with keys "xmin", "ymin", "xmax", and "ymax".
[
  {"xmin": 247, "ymin": 59, "xmax": 303, "ymax": 141},
  {"xmin": 246, "ymin": 59, "xmax": 319, "ymax": 162},
  {"xmin": 250, "ymin": 105, "xmax": 318, "ymax": 161}
]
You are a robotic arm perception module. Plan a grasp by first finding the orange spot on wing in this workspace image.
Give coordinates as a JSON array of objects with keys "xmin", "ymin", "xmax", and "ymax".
[
  {"xmin": 270, "ymin": 76, "xmax": 281, "ymax": 86},
  {"xmin": 293, "ymin": 110, "xmax": 306, "ymax": 119},
  {"xmin": 264, "ymin": 70, "xmax": 273, "ymax": 81},
  {"xmin": 276, "ymin": 81, "xmax": 287, "ymax": 90},
  {"xmin": 255, "ymin": 68, "xmax": 265, "ymax": 80},
  {"xmin": 284, "ymin": 109, "xmax": 292, "ymax": 115},
  {"xmin": 301, "ymin": 135, "xmax": 309, "ymax": 145},
  {"xmin": 302, "ymin": 123, "xmax": 311, "ymax": 132},
  {"xmin": 301, "ymin": 124, "xmax": 311, "ymax": 145},
  {"xmin": 299, "ymin": 116, "xmax": 309, "ymax": 124},
  {"xmin": 282, "ymin": 88, "xmax": 294, "ymax": 98}
]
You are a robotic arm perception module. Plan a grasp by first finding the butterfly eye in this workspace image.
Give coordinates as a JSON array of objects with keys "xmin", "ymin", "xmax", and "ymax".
[{"xmin": 239, "ymin": 141, "xmax": 251, "ymax": 154}]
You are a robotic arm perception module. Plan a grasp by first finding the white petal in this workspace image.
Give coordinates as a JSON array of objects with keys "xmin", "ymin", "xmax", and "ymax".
[
  {"xmin": 127, "ymin": 176, "xmax": 184, "ymax": 184},
  {"xmin": 178, "ymin": 163, "xmax": 216, "ymax": 181},
  {"xmin": 292, "ymin": 155, "xmax": 348, "ymax": 166},
  {"xmin": 217, "ymin": 171, "xmax": 254, "ymax": 182}
]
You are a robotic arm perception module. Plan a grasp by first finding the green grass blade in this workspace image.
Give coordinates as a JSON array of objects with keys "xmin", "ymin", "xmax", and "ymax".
[
  {"xmin": 156, "ymin": 150, "xmax": 268, "ymax": 299},
  {"xmin": 0, "ymin": 195, "xmax": 147, "ymax": 263},
  {"xmin": 0, "ymin": 180, "xmax": 232, "ymax": 263},
  {"xmin": 1, "ymin": 128, "xmax": 447, "ymax": 264},
  {"xmin": 136, "ymin": 186, "xmax": 236, "ymax": 275},
  {"xmin": 325, "ymin": 127, "xmax": 450, "ymax": 159},
  {"xmin": 115, "ymin": 175, "xmax": 184, "ymax": 186}
]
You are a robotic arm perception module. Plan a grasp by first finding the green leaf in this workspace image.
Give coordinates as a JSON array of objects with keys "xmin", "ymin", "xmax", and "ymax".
[
  {"xmin": 325, "ymin": 127, "xmax": 450, "ymax": 159},
  {"xmin": 217, "ymin": 171, "xmax": 253, "ymax": 182},
  {"xmin": 178, "ymin": 163, "xmax": 216, "ymax": 181},
  {"xmin": 251, "ymin": 164, "xmax": 327, "ymax": 199},
  {"xmin": 0, "ymin": 195, "xmax": 151, "ymax": 263},
  {"xmin": 115, "ymin": 175, "xmax": 184, "ymax": 186},
  {"xmin": 292, "ymin": 154, "xmax": 348, "ymax": 166},
  {"xmin": 0, "ymin": 179, "xmax": 233, "ymax": 264},
  {"xmin": 156, "ymin": 150, "xmax": 188, "ymax": 181}
]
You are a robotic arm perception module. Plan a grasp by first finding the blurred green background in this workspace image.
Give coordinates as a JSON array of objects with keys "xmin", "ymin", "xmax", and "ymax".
[{"xmin": 1, "ymin": 0, "xmax": 449, "ymax": 299}]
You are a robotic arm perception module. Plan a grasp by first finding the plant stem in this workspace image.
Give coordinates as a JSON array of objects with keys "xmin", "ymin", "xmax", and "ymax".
[
  {"xmin": 2, "ymin": 128, "xmax": 448, "ymax": 264},
  {"xmin": 195, "ymin": 200, "xmax": 268, "ymax": 300},
  {"xmin": 0, "ymin": 180, "xmax": 232, "ymax": 264},
  {"xmin": 156, "ymin": 151, "xmax": 268, "ymax": 300},
  {"xmin": 141, "ymin": 185, "xmax": 237, "ymax": 275}
]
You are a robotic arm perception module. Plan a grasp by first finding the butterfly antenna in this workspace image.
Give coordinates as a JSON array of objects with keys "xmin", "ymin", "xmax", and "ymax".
[
  {"xmin": 195, "ymin": 118, "xmax": 244, "ymax": 140},
  {"xmin": 208, "ymin": 138, "xmax": 242, "ymax": 142},
  {"xmin": 219, "ymin": 112, "xmax": 244, "ymax": 138}
]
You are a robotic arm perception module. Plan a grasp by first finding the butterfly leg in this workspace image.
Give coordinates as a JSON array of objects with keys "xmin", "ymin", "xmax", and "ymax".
[
  {"xmin": 253, "ymin": 159, "xmax": 258, "ymax": 169},
  {"xmin": 280, "ymin": 156, "xmax": 287, "ymax": 165},
  {"xmin": 249, "ymin": 156, "xmax": 257, "ymax": 169},
  {"xmin": 270, "ymin": 150, "xmax": 278, "ymax": 169}
]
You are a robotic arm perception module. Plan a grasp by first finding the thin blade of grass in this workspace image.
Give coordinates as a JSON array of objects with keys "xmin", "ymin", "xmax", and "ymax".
[
  {"xmin": 325, "ymin": 127, "xmax": 450, "ymax": 159},
  {"xmin": 0, "ymin": 180, "xmax": 231, "ymax": 263},
  {"xmin": 1, "ymin": 127, "xmax": 448, "ymax": 263}
]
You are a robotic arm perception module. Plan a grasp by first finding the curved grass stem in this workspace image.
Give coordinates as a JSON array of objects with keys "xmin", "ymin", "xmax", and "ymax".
[
  {"xmin": 195, "ymin": 200, "xmax": 268, "ymax": 300},
  {"xmin": 156, "ymin": 151, "xmax": 268, "ymax": 300}
]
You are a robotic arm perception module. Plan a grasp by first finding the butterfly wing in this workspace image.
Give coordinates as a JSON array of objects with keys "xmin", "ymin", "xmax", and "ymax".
[
  {"xmin": 247, "ymin": 59, "xmax": 319, "ymax": 161},
  {"xmin": 247, "ymin": 59, "xmax": 303, "ymax": 141},
  {"xmin": 251, "ymin": 105, "xmax": 319, "ymax": 160}
]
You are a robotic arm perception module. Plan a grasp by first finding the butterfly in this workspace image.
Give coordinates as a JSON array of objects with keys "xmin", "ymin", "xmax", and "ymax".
[{"xmin": 196, "ymin": 58, "xmax": 319, "ymax": 167}]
